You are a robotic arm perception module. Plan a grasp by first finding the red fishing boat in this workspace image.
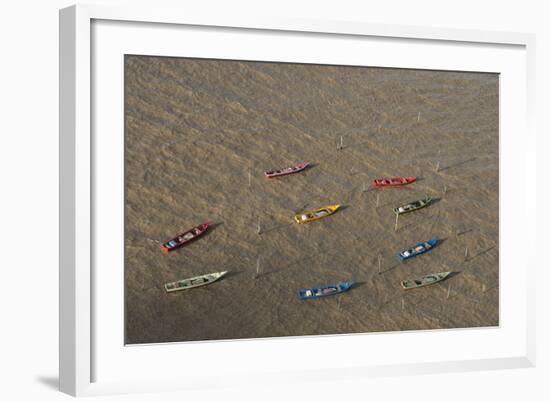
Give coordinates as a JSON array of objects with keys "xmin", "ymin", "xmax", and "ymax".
[
  {"xmin": 160, "ymin": 223, "xmax": 209, "ymax": 252},
  {"xmin": 264, "ymin": 162, "xmax": 309, "ymax": 178},
  {"xmin": 372, "ymin": 176, "xmax": 416, "ymax": 187}
]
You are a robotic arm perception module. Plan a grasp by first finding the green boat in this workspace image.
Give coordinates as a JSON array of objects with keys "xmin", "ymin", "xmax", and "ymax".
[
  {"xmin": 393, "ymin": 196, "xmax": 432, "ymax": 215},
  {"xmin": 164, "ymin": 271, "xmax": 228, "ymax": 293},
  {"xmin": 401, "ymin": 271, "xmax": 451, "ymax": 290}
]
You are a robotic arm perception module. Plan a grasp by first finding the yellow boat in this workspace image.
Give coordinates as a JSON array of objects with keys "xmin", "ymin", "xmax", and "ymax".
[{"xmin": 293, "ymin": 204, "xmax": 341, "ymax": 223}]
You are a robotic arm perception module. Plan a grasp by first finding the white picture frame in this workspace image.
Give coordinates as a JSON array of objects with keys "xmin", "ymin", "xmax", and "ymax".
[{"xmin": 59, "ymin": 4, "xmax": 536, "ymax": 397}]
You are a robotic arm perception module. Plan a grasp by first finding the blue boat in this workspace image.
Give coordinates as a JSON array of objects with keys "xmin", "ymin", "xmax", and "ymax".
[
  {"xmin": 298, "ymin": 281, "xmax": 353, "ymax": 300},
  {"xmin": 398, "ymin": 238, "xmax": 439, "ymax": 261}
]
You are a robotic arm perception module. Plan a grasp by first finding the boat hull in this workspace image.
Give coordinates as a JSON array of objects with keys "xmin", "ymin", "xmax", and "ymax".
[
  {"xmin": 293, "ymin": 204, "xmax": 341, "ymax": 223},
  {"xmin": 401, "ymin": 272, "xmax": 451, "ymax": 290},
  {"xmin": 373, "ymin": 176, "xmax": 416, "ymax": 187},
  {"xmin": 398, "ymin": 238, "xmax": 439, "ymax": 261},
  {"xmin": 393, "ymin": 196, "xmax": 432, "ymax": 215},
  {"xmin": 298, "ymin": 281, "xmax": 353, "ymax": 299},
  {"xmin": 165, "ymin": 271, "xmax": 228, "ymax": 292},
  {"xmin": 160, "ymin": 223, "xmax": 209, "ymax": 252},
  {"xmin": 264, "ymin": 162, "xmax": 309, "ymax": 178}
]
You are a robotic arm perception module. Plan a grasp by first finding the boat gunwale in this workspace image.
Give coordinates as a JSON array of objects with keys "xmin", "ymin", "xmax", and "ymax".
[
  {"xmin": 264, "ymin": 161, "xmax": 310, "ymax": 178},
  {"xmin": 293, "ymin": 204, "xmax": 341, "ymax": 223},
  {"xmin": 164, "ymin": 271, "xmax": 228, "ymax": 293},
  {"xmin": 401, "ymin": 272, "xmax": 451, "ymax": 290},
  {"xmin": 298, "ymin": 281, "xmax": 353, "ymax": 299},
  {"xmin": 393, "ymin": 196, "xmax": 433, "ymax": 215},
  {"xmin": 160, "ymin": 222, "xmax": 209, "ymax": 252},
  {"xmin": 398, "ymin": 237, "xmax": 439, "ymax": 260}
]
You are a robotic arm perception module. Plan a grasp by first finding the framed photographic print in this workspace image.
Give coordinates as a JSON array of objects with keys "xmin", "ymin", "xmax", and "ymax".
[{"xmin": 59, "ymin": 4, "xmax": 536, "ymax": 396}]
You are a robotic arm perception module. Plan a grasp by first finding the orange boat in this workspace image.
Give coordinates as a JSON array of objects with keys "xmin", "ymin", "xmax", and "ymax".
[
  {"xmin": 372, "ymin": 176, "xmax": 416, "ymax": 187},
  {"xmin": 160, "ymin": 223, "xmax": 209, "ymax": 252}
]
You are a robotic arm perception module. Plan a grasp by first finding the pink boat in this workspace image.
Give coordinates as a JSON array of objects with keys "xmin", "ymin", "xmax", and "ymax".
[
  {"xmin": 264, "ymin": 162, "xmax": 309, "ymax": 178},
  {"xmin": 372, "ymin": 176, "xmax": 416, "ymax": 187}
]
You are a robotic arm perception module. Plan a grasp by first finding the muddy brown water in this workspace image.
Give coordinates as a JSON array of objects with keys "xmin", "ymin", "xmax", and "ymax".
[{"xmin": 124, "ymin": 56, "xmax": 498, "ymax": 344}]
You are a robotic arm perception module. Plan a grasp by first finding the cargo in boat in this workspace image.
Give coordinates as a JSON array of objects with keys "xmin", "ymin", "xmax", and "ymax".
[
  {"xmin": 164, "ymin": 271, "xmax": 228, "ymax": 292},
  {"xmin": 373, "ymin": 176, "xmax": 416, "ymax": 187},
  {"xmin": 264, "ymin": 162, "xmax": 309, "ymax": 178},
  {"xmin": 160, "ymin": 223, "xmax": 209, "ymax": 252},
  {"xmin": 298, "ymin": 281, "xmax": 353, "ymax": 299},
  {"xmin": 293, "ymin": 204, "xmax": 341, "ymax": 223},
  {"xmin": 401, "ymin": 272, "xmax": 451, "ymax": 290},
  {"xmin": 398, "ymin": 238, "xmax": 439, "ymax": 261},
  {"xmin": 393, "ymin": 196, "xmax": 432, "ymax": 215}
]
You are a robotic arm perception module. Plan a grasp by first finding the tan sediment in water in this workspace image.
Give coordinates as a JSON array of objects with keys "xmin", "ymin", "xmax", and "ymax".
[{"xmin": 124, "ymin": 56, "xmax": 498, "ymax": 344}]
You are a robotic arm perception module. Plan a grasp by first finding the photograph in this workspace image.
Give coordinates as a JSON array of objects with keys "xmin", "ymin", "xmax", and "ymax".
[{"xmin": 124, "ymin": 55, "xmax": 499, "ymax": 344}]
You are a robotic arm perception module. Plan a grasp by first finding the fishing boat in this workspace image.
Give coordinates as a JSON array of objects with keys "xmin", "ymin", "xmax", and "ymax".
[
  {"xmin": 264, "ymin": 162, "xmax": 309, "ymax": 178},
  {"xmin": 393, "ymin": 196, "xmax": 432, "ymax": 215},
  {"xmin": 298, "ymin": 281, "xmax": 353, "ymax": 299},
  {"xmin": 398, "ymin": 238, "xmax": 439, "ymax": 261},
  {"xmin": 165, "ymin": 271, "xmax": 228, "ymax": 292},
  {"xmin": 293, "ymin": 204, "xmax": 341, "ymax": 223},
  {"xmin": 373, "ymin": 176, "xmax": 416, "ymax": 187},
  {"xmin": 401, "ymin": 272, "xmax": 451, "ymax": 290},
  {"xmin": 160, "ymin": 223, "xmax": 209, "ymax": 252}
]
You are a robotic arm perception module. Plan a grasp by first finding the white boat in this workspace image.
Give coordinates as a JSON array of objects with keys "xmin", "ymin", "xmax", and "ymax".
[
  {"xmin": 164, "ymin": 271, "xmax": 228, "ymax": 293},
  {"xmin": 401, "ymin": 272, "xmax": 451, "ymax": 290}
]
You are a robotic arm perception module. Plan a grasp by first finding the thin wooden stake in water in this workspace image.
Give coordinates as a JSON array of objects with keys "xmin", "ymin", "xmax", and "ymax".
[
  {"xmin": 255, "ymin": 256, "xmax": 261, "ymax": 278},
  {"xmin": 248, "ymin": 169, "xmax": 252, "ymax": 187},
  {"xmin": 394, "ymin": 213, "xmax": 399, "ymax": 232},
  {"xmin": 337, "ymin": 297, "xmax": 342, "ymax": 310},
  {"xmin": 378, "ymin": 254, "xmax": 382, "ymax": 274},
  {"xmin": 465, "ymin": 247, "xmax": 469, "ymax": 261},
  {"xmin": 435, "ymin": 161, "xmax": 440, "ymax": 172},
  {"xmin": 340, "ymin": 135, "xmax": 344, "ymax": 150},
  {"xmin": 257, "ymin": 218, "xmax": 261, "ymax": 235},
  {"xmin": 417, "ymin": 112, "xmax": 421, "ymax": 122},
  {"xmin": 443, "ymin": 184, "xmax": 447, "ymax": 194},
  {"xmin": 446, "ymin": 285, "xmax": 451, "ymax": 299},
  {"xmin": 401, "ymin": 297, "xmax": 405, "ymax": 310},
  {"xmin": 482, "ymin": 283, "xmax": 486, "ymax": 293}
]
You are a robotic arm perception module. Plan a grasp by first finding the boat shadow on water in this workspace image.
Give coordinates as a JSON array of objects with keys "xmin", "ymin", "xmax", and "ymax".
[
  {"xmin": 220, "ymin": 270, "xmax": 242, "ymax": 281},
  {"xmin": 438, "ymin": 157, "xmax": 477, "ymax": 172},
  {"xmin": 468, "ymin": 245, "xmax": 497, "ymax": 262},
  {"xmin": 200, "ymin": 222, "xmax": 223, "ymax": 239},
  {"xmin": 303, "ymin": 162, "xmax": 317, "ymax": 172},
  {"xmin": 350, "ymin": 281, "xmax": 366, "ymax": 290},
  {"xmin": 446, "ymin": 271, "xmax": 461, "ymax": 281},
  {"xmin": 337, "ymin": 204, "xmax": 349, "ymax": 212}
]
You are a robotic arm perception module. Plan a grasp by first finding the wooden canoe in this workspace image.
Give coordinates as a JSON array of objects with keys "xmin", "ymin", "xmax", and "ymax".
[
  {"xmin": 398, "ymin": 238, "xmax": 439, "ymax": 261},
  {"xmin": 264, "ymin": 162, "xmax": 309, "ymax": 178},
  {"xmin": 160, "ymin": 223, "xmax": 209, "ymax": 252},
  {"xmin": 393, "ymin": 196, "xmax": 432, "ymax": 215},
  {"xmin": 293, "ymin": 204, "xmax": 341, "ymax": 223},
  {"xmin": 373, "ymin": 176, "xmax": 416, "ymax": 187},
  {"xmin": 401, "ymin": 272, "xmax": 451, "ymax": 290},
  {"xmin": 164, "ymin": 271, "xmax": 228, "ymax": 292},
  {"xmin": 298, "ymin": 281, "xmax": 353, "ymax": 299}
]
